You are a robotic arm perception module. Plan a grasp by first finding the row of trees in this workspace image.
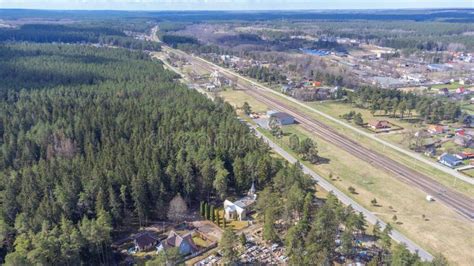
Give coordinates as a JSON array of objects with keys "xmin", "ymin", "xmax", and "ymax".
[
  {"xmin": 348, "ymin": 87, "xmax": 462, "ymax": 123},
  {"xmin": 199, "ymin": 201, "xmax": 227, "ymax": 227}
]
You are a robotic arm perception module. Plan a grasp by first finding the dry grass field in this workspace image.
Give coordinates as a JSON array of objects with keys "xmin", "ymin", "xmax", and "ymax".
[{"xmin": 218, "ymin": 89, "xmax": 474, "ymax": 265}]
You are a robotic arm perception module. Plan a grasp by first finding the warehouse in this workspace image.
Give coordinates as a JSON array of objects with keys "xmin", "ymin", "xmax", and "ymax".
[{"xmin": 267, "ymin": 110, "xmax": 295, "ymax": 125}]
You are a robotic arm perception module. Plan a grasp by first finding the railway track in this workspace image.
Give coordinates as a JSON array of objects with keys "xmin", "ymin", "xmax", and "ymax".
[
  {"xmin": 170, "ymin": 48, "xmax": 474, "ymax": 221},
  {"xmin": 245, "ymin": 88, "xmax": 474, "ymax": 221}
]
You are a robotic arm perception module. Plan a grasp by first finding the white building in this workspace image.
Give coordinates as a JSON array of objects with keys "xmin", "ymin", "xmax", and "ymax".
[{"xmin": 224, "ymin": 183, "xmax": 257, "ymax": 221}]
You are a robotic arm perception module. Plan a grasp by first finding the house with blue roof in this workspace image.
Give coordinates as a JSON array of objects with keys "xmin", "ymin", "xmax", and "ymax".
[{"xmin": 438, "ymin": 153, "xmax": 463, "ymax": 168}]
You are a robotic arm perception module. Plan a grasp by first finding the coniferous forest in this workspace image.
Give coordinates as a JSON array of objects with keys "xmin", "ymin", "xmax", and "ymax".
[
  {"xmin": 0, "ymin": 43, "xmax": 283, "ymax": 264},
  {"xmin": 0, "ymin": 13, "xmax": 454, "ymax": 264}
]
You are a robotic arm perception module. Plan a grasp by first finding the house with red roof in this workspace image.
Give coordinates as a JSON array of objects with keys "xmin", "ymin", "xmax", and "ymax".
[{"xmin": 427, "ymin": 125, "xmax": 445, "ymax": 135}]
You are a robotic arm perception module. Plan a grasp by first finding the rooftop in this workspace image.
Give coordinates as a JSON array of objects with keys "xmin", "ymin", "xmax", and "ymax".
[
  {"xmin": 234, "ymin": 195, "xmax": 256, "ymax": 209},
  {"xmin": 270, "ymin": 111, "xmax": 294, "ymax": 121}
]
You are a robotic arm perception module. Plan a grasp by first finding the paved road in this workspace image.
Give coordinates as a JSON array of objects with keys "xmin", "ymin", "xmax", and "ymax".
[
  {"xmin": 182, "ymin": 48, "xmax": 473, "ymax": 186},
  {"xmin": 246, "ymin": 89, "xmax": 474, "ymax": 221},
  {"xmin": 154, "ymin": 42, "xmax": 436, "ymax": 261},
  {"xmin": 248, "ymin": 123, "xmax": 434, "ymax": 261},
  {"xmin": 162, "ymin": 46, "xmax": 473, "ymax": 220}
]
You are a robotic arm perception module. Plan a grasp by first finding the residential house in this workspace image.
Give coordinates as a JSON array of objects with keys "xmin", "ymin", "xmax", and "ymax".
[
  {"xmin": 439, "ymin": 153, "xmax": 463, "ymax": 168},
  {"xmin": 456, "ymin": 87, "xmax": 465, "ymax": 94},
  {"xmin": 463, "ymin": 115, "xmax": 474, "ymax": 127},
  {"xmin": 368, "ymin": 120, "xmax": 391, "ymax": 130},
  {"xmin": 454, "ymin": 135, "xmax": 473, "ymax": 148},
  {"xmin": 134, "ymin": 232, "xmax": 160, "ymax": 252},
  {"xmin": 455, "ymin": 153, "xmax": 468, "ymax": 160},
  {"xmin": 455, "ymin": 128, "xmax": 465, "ymax": 136},
  {"xmin": 427, "ymin": 125, "xmax": 445, "ymax": 135},
  {"xmin": 224, "ymin": 183, "xmax": 257, "ymax": 221},
  {"xmin": 157, "ymin": 230, "xmax": 199, "ymax": 255},
  {"xmin": 315, "ymin": 88, "xmax": 332, "ymax": 100}
]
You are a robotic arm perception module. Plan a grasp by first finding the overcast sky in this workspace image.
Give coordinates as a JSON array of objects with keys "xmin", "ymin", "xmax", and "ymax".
[{"xmin": 0, "ymin": 0, "xmax": 472, "ymax": 10}]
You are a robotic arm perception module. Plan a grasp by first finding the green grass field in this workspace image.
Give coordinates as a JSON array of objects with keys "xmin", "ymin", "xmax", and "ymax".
[
  {"xmin": 461, "ymin": 102, "xmax": 474, "ymax": 115},
  {"xmin": 431, "ymin": 82, "xmax": 462, "ymax": 90}
]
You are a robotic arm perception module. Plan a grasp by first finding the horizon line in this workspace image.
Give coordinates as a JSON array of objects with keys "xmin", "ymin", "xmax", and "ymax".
[{"xmin": 1, "ymin": 7, "xmax": 473, "ymax": 12}]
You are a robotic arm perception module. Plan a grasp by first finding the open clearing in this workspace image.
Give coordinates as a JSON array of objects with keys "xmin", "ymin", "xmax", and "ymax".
[
  {"xmin": 309, "ymin": 101, "xmax": 420, "ymax": 133},
  {"xmin": 219, "ymin": 89, "xmax": 268, "ymax": 113}
]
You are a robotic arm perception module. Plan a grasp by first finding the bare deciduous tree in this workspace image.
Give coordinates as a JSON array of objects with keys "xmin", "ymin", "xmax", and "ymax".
[{"xmin": 167, "ymin": 193, "xmax": 188, "ymax": 222}]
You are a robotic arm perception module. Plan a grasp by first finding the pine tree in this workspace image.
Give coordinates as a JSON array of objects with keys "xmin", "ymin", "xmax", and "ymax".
[
  {"xmin": 210, "ymin": 205, "xmax": 215, "ymax": 222},
  {"xmin": 216, "ymin": 211, "xmax": 220, "ymax": 226},
  {"xmin": 263, "ymin": 207, "xmax": 278, "ymax": 242},
  {"xmin": 205, "ymin": 203, "xmax": 210, "ymax": 220},
  {"xmin": 200, "ymin": 201, "xmax": 205, "ymax": 217},
  {"xmin": 220, "ymin": 228, "xmax": 237, "ymax": 264}
]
